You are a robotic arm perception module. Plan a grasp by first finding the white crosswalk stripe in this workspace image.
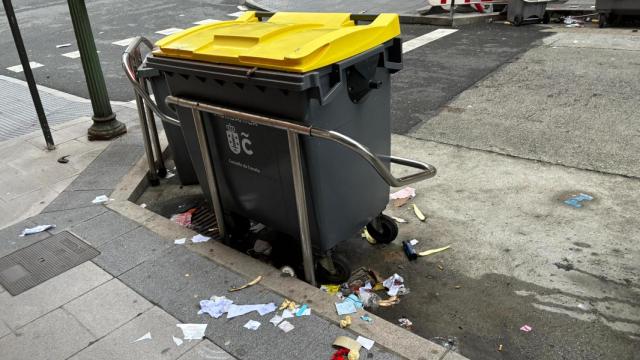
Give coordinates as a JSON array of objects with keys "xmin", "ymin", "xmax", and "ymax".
[{"xmin": 402, "ymin": 29, "xmax": 459, "ymax": 54}]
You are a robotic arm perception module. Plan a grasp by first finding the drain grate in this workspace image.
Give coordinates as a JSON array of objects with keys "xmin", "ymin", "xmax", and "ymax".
[
  {"xmin": 190, "ymin": 205, "xmax": 220, "ymax": 239},
  {"xmin": 0, "ymin": 231, "xmax": 99, "ymax": 295}
]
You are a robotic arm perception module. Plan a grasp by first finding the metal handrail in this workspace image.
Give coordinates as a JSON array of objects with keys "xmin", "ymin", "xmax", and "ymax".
[
  {"xmin": 122, "ymin": 36, "xmax": 180, "ymax": 127},
  {"xmin": 165, "ymin": 96, "xmax": 437, "ymax": 187}
]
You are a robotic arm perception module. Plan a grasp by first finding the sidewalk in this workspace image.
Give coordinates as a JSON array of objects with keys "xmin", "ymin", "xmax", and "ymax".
[{"xmin": 0, "ymin": 79, "xmax": 454, "ymax": 359}]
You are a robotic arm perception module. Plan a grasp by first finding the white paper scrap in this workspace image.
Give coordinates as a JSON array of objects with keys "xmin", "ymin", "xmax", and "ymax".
[
  {"xmin": 389, "ymin": 187, "xmax": 416, "ymax": 200},
  {"xmin": 278, "ymin": 321, "xmax": 294, "ymax": 333},
  {"xmin": 390, "ymin": 216, "xmax": 407, "ymax": 223},
  {"xmin": 227, "ymin": 11, "xmax": 245, "ymax": 17},
  {"xmin": 174, "ymin": 238, "xmax": 186, "ymax": 245},
  {"xmin": 409, "ymin": 239, "xmax": 419, "ymax": 246},
  {"xmin": 357, "ymin": 336, "xmax": 375, "ymax": 350},
  {"xmin": 92, "ymin": 195, "xmax": 110, "ymax": 204},
  {"xmin": 56, "ymin": 43, "xmax": 72, "ymax": 48},
  {"xmin": 281, "ymin": 309, "xmax": 295, "ymax": 319},
  {"xmin": 269, "ymin": 315, "xmax": 283, "ymax": 326},
  {"xmin": 132, "ymin": 332, "xmax": 152, "ymax": 343},
  {"xmin": 20, "ymin": 224, "xmax": 55, "ymax": 237},
  {"xmin": 172, "ymin": 336, "xmax": 183, "ymax": 346},
  {"xmin": 243, "ymin": 320, "xmax": 261, "ymax": 330},
  {"xmin": 191, "ymin": 234, "xmax": 210, "ymax": 243},
  {"xmin": 257, "ymin": 303, "xmax": 277, "ymax": 316},
  {"xmin": 176, "ymin": 324, "xmax": 207, "ymax": 340},
  {"xmin": 199, "ymin": 297, "xmax": 233, "ymax": 318}
]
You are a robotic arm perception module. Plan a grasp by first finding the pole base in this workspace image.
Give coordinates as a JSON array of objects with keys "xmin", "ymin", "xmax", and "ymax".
[{"xmin": 87, "ymin": 113, "xmax": 127, "ymax": 141}]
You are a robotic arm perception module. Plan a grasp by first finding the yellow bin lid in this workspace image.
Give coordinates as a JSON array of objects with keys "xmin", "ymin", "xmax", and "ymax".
[{"xmin": 153, "ymin": 12, "xmax": 400, "ymax": 73}]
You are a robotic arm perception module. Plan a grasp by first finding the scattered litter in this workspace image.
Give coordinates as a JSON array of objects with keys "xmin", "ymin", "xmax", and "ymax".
[
  {"xmin": 279, "ymin": 299, "xmax": 296, "ymax": 311},
  {"xmin": 418, "ymin": 245, "xmax": 451, "ymax": 257},
  {"xmin": 227, "ymin": 303, "xmax": 276, "ymax": 318},
  {"xmin": 20, "ymin": 224, "xmax": 55, "ymax": 236},
  {"xmin": 140, "ymin": 203, "xmax": 147, "ymax": 208},
  {"xmin": 409, "ymin": 239, "xmax": 419, "ymax": 246},
  {"xmin": 243, "ymin": 320, "xmax": 261, "ymax": 330},
  {"xmin": 172, "ymin": 336, "xmax": 183, "ymax": 346},
  {"xmin": 345, "ymin": 294, "xmax": 364, "ymax": 309},
  {"xmin": 132, "ymin": 332, "xmax": 152, "ymax": 343},
  {"xmin": 280, "ymin": 266, "xmax": 296, "ymax": 277},
  {"xmin": 412, "ymin": 204, "xmax": 426, "ymax": 221},
  {"xmin": 91, "ymin": 195, "xmax": 111, "ymax": 204},
  {"xmin": 176, "ymin": 324, "xmax": 207, "ymax": 340},
  {"xmin": 332, "ymin": 348, "xmax": 351, "ymax": 360},
  {"xmin": 165, "ymin": 170, "xmax": 176, "ymax": 179},
  {"xmin": 191, "ymin": 234, "xmax": 210, "ymax": 243},
  {"xmin": 237, "ymin": 5, "xmax": 248, "ymax": 10},
  {"xmin": 431, "ymin": 337, "xmax": 459, "ymax": 354},
  {"xmin": 390, "ymin": 215, "xmax": 407, "ymax": 223},
  {"xmin": 382, "ymin": 274, "xmax": 405, "ymax": 297},
  {"xmin": 358, "ymin": 289, "xmax": 380, "ymax": 310},
  {"xmin": 402, "ymin": 240, "xmax": 418, "ymax": 261},
  {"xmin": 252, "ymin": 239, "xmax": 272, "ymax": 256},
  {"xmin": 360, "ymin": 314, "xmax": 373, "ymax": 323},
  {"xmin": 198, "ymin": 296, "xmax": 233, "ymax": 318},
  {"xmin": 498, "ymin": 344, "xmax": 503, "ymax": 352},
  {"xmin": 356, "ymin": 336, "xmax": 375, "ymax": 350},
  {"xmin": 321, "ymin": 284, "xmax": 341, "ymax": 295},
  {"xmin": 229, "ymin": 275, "xmax": 262, "ymax": 292},
  {"xmin": 362, "ymin": 228, "xmax": 376, "ymax": 244},
  {"xmin": 171, "ymin": 208, "xmax": 196, "ymax": 226},
  {"xmin": 335, "ymin": 300, "xmax": 358, "ymax": 315},
  {"xmin": 398, "ymin": 317, "xmax": 413, "ymax": 329},
  {"xmin": 281, "ymin": 309, "xmax": 295, "ymax": 319},
  {"xmin": 57, "ymin": 155, "xmax": 70, "ymax": 163},
  {"xmin": 378, "ymin": 296, "xmax": 400, "ymax": 307},
  {"xmin": 269, "ymin": 315, "xmax": 283, "ymax": 326},
  {"xmin": 333, "ymin": 336, "xmax": 361, "ymax": 360},
  {"xmin": 56, "ymin": 43, "xmax": 72, "ymax": 48},
  {"xmin": 340, "ymin": 315, "xmax": 352, "ymax": 328},
  {"xmin": 563, "ymin": 193, "xmax": 593, "ymax": 208},
  {"xmin": 278, "ymin": 320, "xmax": 294, "ymax": 333},
  {"xmin": 578, "ymin": 303, "xmax": 591, "ymax": 311},
  {"xmin": 296, "ymin": 304, "xmax": 310, "ymax": 317},
  {"xmin": 174, "ymin": 238, "xmax": 186, "ymax": 245},
  {"xmin": 390, "ymin": 187, "xmax": 416, "ymax": 206},
  {"xmin": 520, "ymin": 324, "xmax": 533, "ymax": 332},
  {"xmin": 437, "ymin": 264, "xmax": 444, "ymax": 271},
  {"xmin": 454, "ymin": 285, "xmax": 461, "ymax": 289}
]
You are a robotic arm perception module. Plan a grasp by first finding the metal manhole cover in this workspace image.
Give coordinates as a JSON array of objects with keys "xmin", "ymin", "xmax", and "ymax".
[{"xmin": 0, "ymin": 231, "xmax": 99, "ymax": 296}]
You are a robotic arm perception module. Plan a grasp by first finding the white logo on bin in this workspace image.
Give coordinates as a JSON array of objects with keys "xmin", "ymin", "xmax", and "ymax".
[{"xmin": 226, "ymin": 124, "xmax": 253, "ymax": 156}]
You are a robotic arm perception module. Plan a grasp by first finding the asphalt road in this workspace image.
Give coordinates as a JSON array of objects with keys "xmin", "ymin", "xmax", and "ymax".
[{"xmin": 1, "ymin": 1, "xmax": 546, "ymax": 134}]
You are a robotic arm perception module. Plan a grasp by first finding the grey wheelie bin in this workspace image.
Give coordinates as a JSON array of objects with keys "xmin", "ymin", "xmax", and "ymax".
[
  {"xmin": 508, "ymin": 0, "xmax": 552, "ymax": 25},
  {"xmin": 123, "ymin": 12, "xmax": 436, "ymax": 284},
  {"xmin": 597, "ymin": 0, "xmax": 640, "ymax": 27}
]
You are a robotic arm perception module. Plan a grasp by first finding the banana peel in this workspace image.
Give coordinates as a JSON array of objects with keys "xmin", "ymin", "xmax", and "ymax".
[
  {"xmin": 228, "ymin": 275, "xmax": 262, "ymax": 292},
  {"xmin": 418, "ymin": 245, "xmax": 451, "ymax": 257},
  {"xmin": 362, "ymin": 228, "xmax": 376, "ymax": 244},
  {"xmin": 412, "ymin": 204, "xmax": 426, "ymax": 221}
]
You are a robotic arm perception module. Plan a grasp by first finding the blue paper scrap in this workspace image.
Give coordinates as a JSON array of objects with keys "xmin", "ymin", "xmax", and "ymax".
[
  {"xmin": 564, "ymin": 193, "xmax": 593, "ymax": 208},
  {"xmin": 335, "ymin": 301, "xmax": 357, "ymax": 316}
]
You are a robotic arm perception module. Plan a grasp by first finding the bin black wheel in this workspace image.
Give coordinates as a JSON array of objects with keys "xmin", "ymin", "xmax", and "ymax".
[
  {"xmin": 599, "ymin": 14, "xmax": 607, "ymax": 28},
  {"xmin": 366, "ymin": 214, "xmax": 399, "ymax": 244},
  {"xmin": 513, "ymin": 16, "xmax": 523, "ymax": 26},
  {"xmin": 542, "ymin": 12, "xmax": 550, "ymax": 24},
  {"xmin": 157, "ymin": 167, "xmax": 167, "ymax": 178},
  {"xmin": 316, "ymin": 253, "xmax": 351, "ymax": 284}
]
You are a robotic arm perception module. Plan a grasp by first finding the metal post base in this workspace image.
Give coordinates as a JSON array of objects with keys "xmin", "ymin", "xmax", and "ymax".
[{"xmin": 88, "ymin": 113, "xmax": 127, "ymax": 140}]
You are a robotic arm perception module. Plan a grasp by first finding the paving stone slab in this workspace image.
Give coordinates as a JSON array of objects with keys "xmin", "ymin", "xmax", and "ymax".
[
  {"xmin": 93, "ymin": 226, "xmax": 173, "ymax": 276},
  {"xmin": 177, "ymin": 340, "xmax": 236, "ymax": 360},
  {"xmin": 43, "ymin": 189, "xmax": 110, "ymax": 213},
  {"xmin": 0, "ymin": 261, "xmax": 112, "ymax": 329},
  {"xmin": 70, "ymin": 210, "xmax": 141, "ymax": 247},
  {"xmin": 30, "ymin": 206, "xmax": 108, "ymax": 234},
  {"xmin": 120, "ymin": 246, "xmax": 402, "ymax": 360},
  {"xmin": 63, "ymin": 278, "xmax": 153, "ymax": 338},
  {"xmin": 68, "ymin": 163, "xmax": 134, "ymax": 191},
  {"xmin": 0, "ymin": 219, "xmax": 50, "ymax": 258},
  {"xmin": 69, "ymin": 306, "xmax": 198, "ymax": 360},
  {"xmin": 0, "ymin": 308, "xmax": 95, "ymax": 360},
  {"xmin": 91, "ymin": 143, "xmax": 145, "ymax": 167},
  {"xmin": 0, "ymin": 319, "xmax": 10, "ymax": 338}
]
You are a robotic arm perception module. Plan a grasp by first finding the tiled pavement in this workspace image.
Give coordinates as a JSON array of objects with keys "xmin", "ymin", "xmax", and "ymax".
[{"xmin": 0, "ymin": 84, "xmax": 406, "ymax": 359}]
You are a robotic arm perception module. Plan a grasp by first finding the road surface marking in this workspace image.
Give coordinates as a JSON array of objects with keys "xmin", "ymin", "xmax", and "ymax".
[
  {"xmin": 62, "ymin": 51, "xmax": 81, "ymax": 59},
  {"xmin": 6, "ymin": 62, "xmax": 44, "ymax": 73},
  {"xmin": 193, "ymin": 19, "xmax": 221, "ymax": 25},
  {"xmin": 156, "ymin": 28, "xmax": 184, "ymax": 36},
  {"xmin": 112, "ymin": 37, "xmax": 136, "ymax": 47},
  {"xmin": 402, "ymin": 29, "xmax": 459, "ymax": 54}
]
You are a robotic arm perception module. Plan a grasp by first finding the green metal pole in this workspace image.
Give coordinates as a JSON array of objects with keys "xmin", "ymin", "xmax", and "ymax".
[{"xmin": 67, "ymin": 0, "xmax": 126, "ymax": 140}]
